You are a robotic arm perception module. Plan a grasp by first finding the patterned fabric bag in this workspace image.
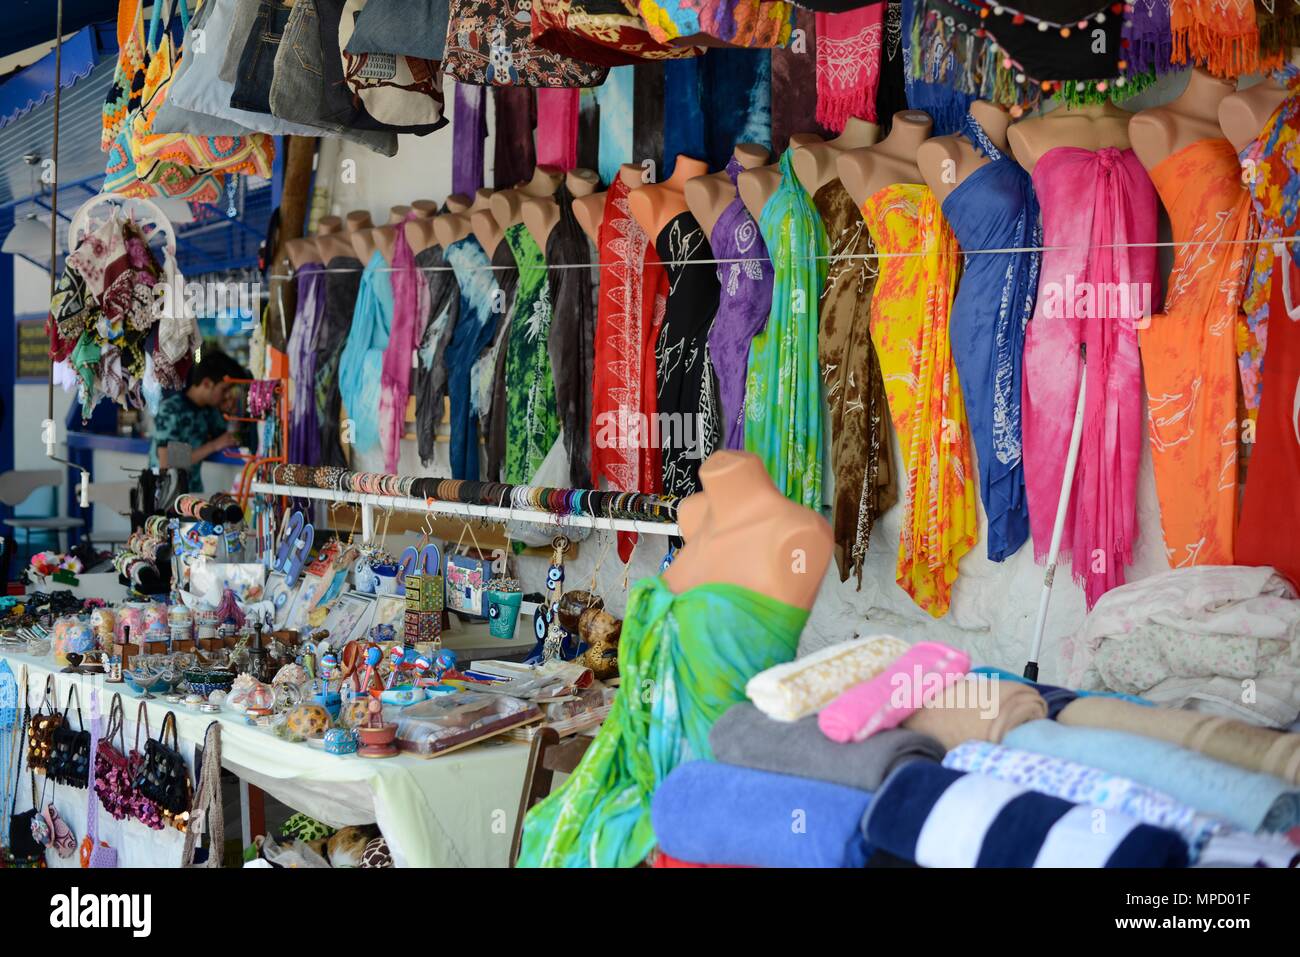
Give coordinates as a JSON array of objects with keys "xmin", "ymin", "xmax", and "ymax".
[
  {"xmin": 132, "ymin": 0, "xmax": 276, "ymax": 179},
  {"xmin": 339, "ymin": 0, "xmax": 448, "ymax": 129},
  {"xmin": 443, "ymin": 0, "xmax": 609, "ymax": 87},
  {"xmin": 101, "ymin": 0, "xmax": 148, "ymax": 151}
]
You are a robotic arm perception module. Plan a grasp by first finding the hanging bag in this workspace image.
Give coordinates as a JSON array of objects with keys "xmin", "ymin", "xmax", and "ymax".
[
  {"xmin": 25, "ymin": 675, "xmax": 62, "ymax": 775},
  {"xmin": 132, "ymin": 0, "xmax": 276, "ymax": 180},
  {"xmin": 94, "ymin": 694, "xmax": 136, "ymax": 821},
  {"xmin": 48, "ymin": 684, "xmax": 91, "ymax": 788},
  {"xmin": 126, "ymin": 702, "xmax": 165, "ymax": 830},
  {"xmin": 9, "ymin": 678, "xmax": 45, "ymax": 865},
  {"xmin": 101, "ymin": 0, "xmax": 148, "ymax": 151},
  {"xmin": 80, "ymin": 695, "xmax": 118, "ymax": 868},
  {"xmin": 182, "ymin": 722, "xmax": 224, "ymax": 868},
  {"xmin": 445, "ymin": 523, "xmax": 490, "ymax": 618},
  {"xmin": 134, "ymin": 711, "xmax": 193, "ymax": 831},
  {"xmin": 31, "ymin": 764, "xmax": 77, "ymax": 859}
]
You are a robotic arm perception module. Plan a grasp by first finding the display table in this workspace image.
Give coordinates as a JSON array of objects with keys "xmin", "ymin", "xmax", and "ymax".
[{"xmin": 1, "ymin": 650, "xmax": 531, "ymax": 868}]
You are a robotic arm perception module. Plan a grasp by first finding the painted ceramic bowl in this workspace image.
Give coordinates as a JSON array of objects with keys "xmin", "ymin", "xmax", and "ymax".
[
  {"xmin": 323, "ymin": 727, "xmax": 358, "ymax": 755},
  {"xmin": 285, "ymin": 703, "xmax": 331, "ymax": 738}
]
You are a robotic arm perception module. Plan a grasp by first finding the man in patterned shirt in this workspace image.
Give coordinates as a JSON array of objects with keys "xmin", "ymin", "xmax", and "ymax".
[{"xmin": 148, "ymin": 350, "xmax": 249, "ymax": 493}]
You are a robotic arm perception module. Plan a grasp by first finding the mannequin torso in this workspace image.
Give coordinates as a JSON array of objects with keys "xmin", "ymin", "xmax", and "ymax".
[
  {"xmin": 1007, "ymin": 101, "xmax": 1133, "ymax": 175},
  {"xmin": 574, "ymin": 165, "xmax": 644, "ymax": 243},
  {"xmin": 661, "ymin": 451, "xmax": 833, "ymax": 610},
  {"xmin": 686, "ymin": 144, "xmax": 769, "ymax": 237},
  {"xmin": 404, "ymin": 204, "xmax": 440, "ymax": 255},
  {"xmin": 445, "ymin": 194, "xmax": 473, "ymax": 213},
  {"xmin": 1219, "ymin": 64, "xmax": 1297, "ymax": 152},
  {"xmin": 522, "ymin": 169, "xmax": 598, "ymax": 249},
  {"xmin": 433, "ymin": 211, "xmax": 472, "ymax": 248},
  {"xmin": 630, "ymin": 155, "xmax": 709, "ymax": 239},
  {"xmin": 791, "ymin": 118, "xmax": 880, "ymax": 196},
  {"xmin": 489, "ymin": 166, "xmax": 564, "ymax": 228},
  {"xmin": 917, "ymin": 100, "xmax": 1011, "ymax": 204},
  {"xmin": 1130, "ymin": 68, "xmax": 1238, "ymax": 169},
  {"xmin": 838, "ymin": 110, "xmax": 934, "ymax": 208},
  {"xmin": 285, "ymin": 236, "xmax": 323, "ymax": 269},
  {"xmin": 316, "ymin": 210, "xmax": 372, "ymax": 261}
]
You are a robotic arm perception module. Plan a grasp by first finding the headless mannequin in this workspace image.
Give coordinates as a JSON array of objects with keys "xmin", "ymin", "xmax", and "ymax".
[
  {"xmin": 522, "ymin": 168, "xmax": 599, "ymax": 249},
  {"xmin": 490, "ymin": 166, "xmax": 564, "ymax": 228},
  {"xmin": 284, "ymin": 235, "xmax": 323, "ymax": 269},
  {"xmin": 1007, "ymin": 101, "xmax": 1133, "ymax": 175},
  {"xmin": 351, "ymin": 206, "xmax": 411, "ymax": 263},
  {"xmin": 1219, "ymin": 48, "xmax": 1300, "ymax": 152},
  {"xmin": 445, "ymin": 194, "xmax": 473, "ymax": 214},
  {"xmin": 661, "ymin": 451, "xmax": 832, "ymax": 610},
  {"xmin": 434, "ymin": 209, "xmax": 473, "ymax": 248},
  {"xmin": 573, "ymin": 164, "xmax": 646, "ymax": 244},
  {"xmin": 916, "ymin": 100, "xmax": 1011, "ymax": 204},
  {"xmin": 404, "ymin": 203, "xmax": 441, "ymax": 255},
  {"xmin": 684, "ymin": 144, "xmax": 769, "ymax": 238},
  {"xmin": 837, "ymin": 111, "xmax": 933, "ymax": 209},
  {"xmin": 1129, "ymin": 68, "xmax": 1238, "ymax": 169},
  {"xmin": 316, "ymin": 210, "xmax": 373, "ymax": 262},
  {"xmin": 629, "ymin": 155, "xmax": 708, "ymax": 239},
  {"xmin": 791, "ymin": 117, "xmax": 880, "ymax": 196},
  {"xmin": 471, "ymin": 206, "xmax": 504, "ymax": 253}
]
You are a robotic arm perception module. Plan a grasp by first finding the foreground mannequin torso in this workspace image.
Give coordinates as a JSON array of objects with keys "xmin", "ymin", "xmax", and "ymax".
[
  {"xmin": 661, "ymin": 451, "xmax": 832, "ymax": 610},
  {"xmin": 316, "ymin": 210, "xmax": 373, "ymax": 261},
  {"xmin": 1219, "ymin": 49, "xmax": 1300, "ymax": 151},
  {"xmin": 838, "ymin": 110, "xmax": 934, "ymax": 208},
  {"xmin": 630, "ymin": 155, "xmax": 708, "ymax": 238},
  {"xmin": 917, "ymin": 100, "xmax": 1011, "ymax": 203},
  {"xmin": 490, "ymin": 166, "xmax": 564, "ymax": 228},
  {"xmin": 1007, "ymin": 101, "xmax": 1133, "ymax": 175},
  {"xmin": 522, "ymin": 168, "xmax": 599, "ymax": 248},
  {"xmin": 1130, "ymin": 68, "xmax": 1238, "ymax": 168},
  {"xmin": 404, "ymin": 204, "xmax": 441, "ymax": 255},
  {"xmin": 791, "ymin": 117, "xmax": 881, "ymax": 196},
  {"xmin": 684, "ymin": 144, "xmax": 769, "ymax": 237},
  {"xmin": 351, "ymin": 206, "xmax": 412, "ymax": 263}
]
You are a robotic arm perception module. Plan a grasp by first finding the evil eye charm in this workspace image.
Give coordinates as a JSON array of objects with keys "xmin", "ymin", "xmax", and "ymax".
[
  {"xmin": 546, "ymin": 564, "xmax": 564, "ymax": 591},
  {"xmin": 659, "ymin": 545, "xmax": 677, "ymax": 573},
  {"xmin": 488, "ymin": 604, "xmax": 500, "ymax": 620},
  {"xmin": 533, "ymin": 607, "xmax": 547, "ymax": 642}
]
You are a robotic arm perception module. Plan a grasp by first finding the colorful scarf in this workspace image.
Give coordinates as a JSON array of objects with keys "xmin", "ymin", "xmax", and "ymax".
[
  {"xmin": 815, "ymin": 5, "xmax": 883, "ymax": 132},
  {"xmin": 546, "ymin": 183, "xmax": 599, "ymax": 487},
  {"xmin": 633, "ymin": 62, "xmax": 666, "ymax": 176},
  {"xmin": 595, "ymin": 66, "xmax": 635, "ymax": 186},
  {"xmin": 637, "ymin": 0, "xmax": 795, "ymax": 47},
  {"xmin": 516, "ymin": 577, "xmax": 807, "ymax": 868},
  {"xmin": 414, "ymin": 242, "xmax": 461, "ymax": 467},
  {"xmin": 444, "ymin": 236, "xmax": 502, "ymax": 480},
  {"xmin": 662, "ymin": 51, "xmax": 770, "ymax": 178},
  {"xmin": 452, "ymin": 83, "xmax": 487, "ymax": 197},
  {"xmin": 502, "ymin": 223, "xmax": 561, "ymax": 484},
  {"xmin": 531, "ymin": 0, "xmax": 698, "ymax": 65},
  {"xmin": 861, "ymin": 182, "xmax": 977, "ymax": 618},
  {"xmin": 815, "ymin": 178, "xmax": 895, "ymax": 585},
  {"xmin": 484, "ymin": 239, "xmax": 521, "ymax": 481},
  {"xmin": 1123, "ymin": 0, "xmax": 1176, "ymax": 76},
  {"xmin": 381, "ymin": 218, "xmax": 428, "ymax": 473},
  {"xmin": 1239, "ymin": 67, "xmax": 1300, "ymax": 414},
  {"xmin": 537, "ymin": 88, "xmax": 580, "ymax": 171},
  {"xmin": 287, "ymin": 262, "xmax": 327, "ymax": 469},
  {"xmin": 590, "ymin": 177, "xmax": 668, "ymax": 561},
  {"xmin": 1022, "ymin": 147, "xmax": 1157, "ymax": 608},
  {"xmin": 1171, "ymin": 0, "xmax": 1260, "ymax": 76},
  {"xmin": 443, "ymin": 0, "xmax": 610, "ymax": 87},
  {"xmin": 1143, "ymin": 139, "xmax": 1251, "ymax": 569},
  {"xmin": 771, "ymin": 8, "xmax": 831, "ymax": 153},
  {"xmin": 338, "ymin": 250, "xmax": 393, "ymax": 456},
  {"xmin": 943, "ymin": 114, "xmax": 1039, "ymax": 564},
  {"xmin": 709, "ymin": 157, "xmax": 774, "ymax": 452},
  {"xmin": 316, "ymin": 256, "xmax": 363, "ymax": 468},
  {"xmin": 744, "ymin": 149, "xmax": 828, "ymax": 510},
  {"xmin": 1256, "ymin": 0, "xmax": 1300, "ymax": 70}
]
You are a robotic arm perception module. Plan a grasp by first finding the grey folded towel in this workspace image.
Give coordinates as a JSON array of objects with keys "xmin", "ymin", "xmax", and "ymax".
[{"xmin": 709, "ymin": 702, "xmax": 946, "ymax": 792}]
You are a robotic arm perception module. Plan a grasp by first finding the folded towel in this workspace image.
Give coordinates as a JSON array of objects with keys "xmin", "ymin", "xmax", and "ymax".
[
  {"xmin": 710, "ymin": 702, "xmax": 945, "ymax": 791},
  {"xmin": 1059, "ymin": 697, "xmax": 1300, "ymax": 784},
  {"xmin": 819, "ymin": 641, "xmax": 970, "ymax": 743},
  {"xmin": 1005, "ymin": 719, "xmax": 1300, "ymax": 833},
  {"xmin": 745, "ymin": 635, "xmax": 910, "ymax": 722},
  {"xmin": 862, "ymin": 763, "xmax": 1190, "ymax": 868},
  {"xmin": 901, "ymin": 674, "xmax": 1048, "ymax": 750},
  {"xmin": 944, "ymin": 740, "xmax": 1226, "ymax": 860},
  {"xmin": 651, "ymin": 761, "xmax": 873, "ymax": 868},
  {"xmin": 970, "ymin": 665, "xmax": 1154, "ymax": 717}
]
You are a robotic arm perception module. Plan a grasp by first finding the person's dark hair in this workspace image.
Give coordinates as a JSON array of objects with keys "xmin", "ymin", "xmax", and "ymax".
[{"xmin": 189, "ymin": 349, "xmax": 250, "ymax": 387}]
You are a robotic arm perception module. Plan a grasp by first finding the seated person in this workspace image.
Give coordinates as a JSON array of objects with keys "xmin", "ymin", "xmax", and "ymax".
[{"xmin": 148, "ymin": 350, "xmax": 249, "ymax": 493}]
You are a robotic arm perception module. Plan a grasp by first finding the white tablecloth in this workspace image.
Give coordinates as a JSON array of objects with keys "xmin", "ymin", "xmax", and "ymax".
[{"xmin": 1, "ymin": 651, "xmax": 529, "ymax": 867}]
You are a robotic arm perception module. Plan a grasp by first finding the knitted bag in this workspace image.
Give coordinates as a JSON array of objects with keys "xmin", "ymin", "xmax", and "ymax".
[{"xmin": 94, "ymin": 694, "xmax": 137, "ymax": 821}]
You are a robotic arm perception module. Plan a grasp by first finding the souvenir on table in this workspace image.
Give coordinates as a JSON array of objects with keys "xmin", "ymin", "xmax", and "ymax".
[
  {"xmin": 393, "ymin": 691, "xmax": 542, "ymax": 757},
  {"xmin": 324, "ymin": 727, "xmax": 358, "ymax": 755},
  {"xmin": 486, "ymin": 576, "xmax": 523, "ymax": 640},
  {"xmin": 133, "ymin": 711, "xmax": 192, "ymax": 831},
  {"xmin": 322, "ymin": 592, "xmax": 377, "ymax": 647},
  {"xmin": 272, "ymin": 508, "xmax": 315, "ymax": 588},
  {"xmin": 284, "ymin": 703, "xmax": 332, "ymax": 741},
  {"xmin": 48, "ymin": 686, "xmax": 91, "ymax": 788},
  {"xmin": 187, "ymin": 561, "xmax": 267, "ymax": 607},
  {"xmin": 445, "ymin": 553, "xmax": 490, "ymax": 618}
]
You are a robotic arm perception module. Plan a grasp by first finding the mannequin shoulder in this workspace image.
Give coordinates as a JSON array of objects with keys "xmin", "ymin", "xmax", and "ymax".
[
  {"xmin": 1127, "ymin": 109, "xmax": 1175, "ymax": 169},
  {"xmin": 1218, "ymin": 86, "xmax": 1282, "ymax": 153}
]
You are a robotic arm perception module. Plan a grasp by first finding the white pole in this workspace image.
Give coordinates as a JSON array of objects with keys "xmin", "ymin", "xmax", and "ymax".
[{"xmin": 1025, "ymin": 347, "xmax": 1087, "ymax": 681}]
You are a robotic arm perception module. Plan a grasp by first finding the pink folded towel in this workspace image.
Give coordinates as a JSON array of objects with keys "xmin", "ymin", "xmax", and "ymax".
[{"xmin": 818, "ymin": 641, "xmax": 970, "ymax": 744}]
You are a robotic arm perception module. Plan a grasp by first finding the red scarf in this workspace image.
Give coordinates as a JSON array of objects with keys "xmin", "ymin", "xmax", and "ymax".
[
  {"xmin": 815, "ymin": 5, "xmax": 884, "ymax": 132},
  {"xmin": 590, "ymin": 176, "xmax": 668, "ymax": 561}
]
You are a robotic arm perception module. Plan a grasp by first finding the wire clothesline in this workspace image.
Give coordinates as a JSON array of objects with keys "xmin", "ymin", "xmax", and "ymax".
[{"xmin": 267, "ymin": 234, "xmax": 1300, "ymax": 279}]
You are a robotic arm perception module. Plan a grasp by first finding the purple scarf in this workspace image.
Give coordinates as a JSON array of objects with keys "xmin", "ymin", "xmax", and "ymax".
[
  {"xmin": 707, "ymin": 157, "xmax": 774, "ymax": 450},
  {"xmin": 453, "ymin": 83, "xmax": 487, "ymax": 196},
  {"xmin": 287, "ymin": 262, "xmax": 327, "ymax": 467},
  {"xmin": 1122, "ymin": 0, "xmax": 1174, "ymax": 77}
]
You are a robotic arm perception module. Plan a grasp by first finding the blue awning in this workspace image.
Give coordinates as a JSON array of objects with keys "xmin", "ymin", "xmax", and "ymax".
[
  {"xmin": 0, "ymin": 26, "xmax": 109, "ymax": 131},
  {"xmin": 3, "ymin": 1, "xmax": 118, "ymax": 61}
]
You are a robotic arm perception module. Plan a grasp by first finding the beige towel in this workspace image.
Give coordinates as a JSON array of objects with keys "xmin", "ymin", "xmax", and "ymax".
[
  {"xmin": 903, "ymin": 676, "xmax": 1048, "ymax": 751},
  {"xmin": 746, "ymin": 635, "xmax": 910, "ymax": 722},
  {"xmin": 1058, "ymin": 697, "xmax": 1300, "ymax": 785}
]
